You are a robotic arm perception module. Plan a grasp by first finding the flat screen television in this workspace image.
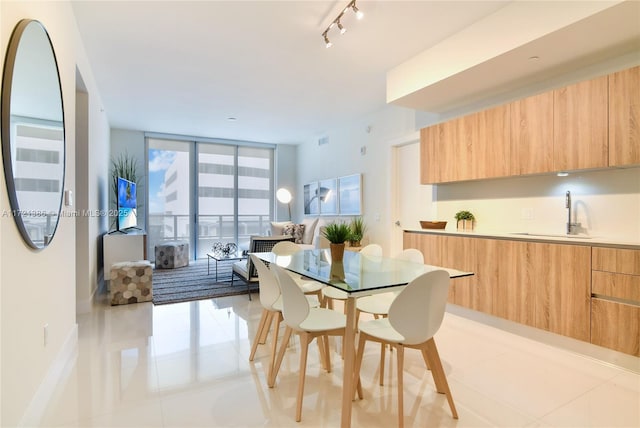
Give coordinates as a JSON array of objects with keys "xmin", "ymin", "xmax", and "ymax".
[{"xmin": 117, "ymin": 177, "xmax": 137, "ymax": 231}]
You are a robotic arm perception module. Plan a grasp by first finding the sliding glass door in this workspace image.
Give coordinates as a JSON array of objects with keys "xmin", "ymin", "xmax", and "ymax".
[{"xmin": 147, "ymin": 136, "xmax": 274, "ymax": 260}]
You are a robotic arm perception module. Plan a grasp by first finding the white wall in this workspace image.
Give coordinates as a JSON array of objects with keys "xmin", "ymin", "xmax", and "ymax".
[
  {"xmin": 296, "ymin": 106, "xmax": 420, "ymax": 255},
  {"xmin": 1, "ymin": 2, "xmax": 110, "ymax": 425}
]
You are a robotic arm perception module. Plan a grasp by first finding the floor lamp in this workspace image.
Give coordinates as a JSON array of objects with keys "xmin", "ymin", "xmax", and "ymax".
[{"xmin": 276, "ymin": 188, "xmax": 292, "ymax": 221}]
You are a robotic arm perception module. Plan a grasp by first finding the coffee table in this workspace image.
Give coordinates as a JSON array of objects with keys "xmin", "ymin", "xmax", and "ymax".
[{"xmin": 207, "ymin": 252, "xmax": 245, "ymax": 282}]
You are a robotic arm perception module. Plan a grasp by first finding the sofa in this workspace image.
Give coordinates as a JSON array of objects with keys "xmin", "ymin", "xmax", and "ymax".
[{"xmin": 269, "ymin": 217, "xmax": 330, "ymax": 250}]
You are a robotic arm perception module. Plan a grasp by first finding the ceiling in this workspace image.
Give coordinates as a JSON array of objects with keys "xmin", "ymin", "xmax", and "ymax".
[{"xmin": 71, "ymin": 1, "xmax": 639, "ymax": 145}]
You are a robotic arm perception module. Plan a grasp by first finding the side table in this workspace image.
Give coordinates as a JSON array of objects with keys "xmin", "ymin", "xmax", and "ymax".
[{"xmin": 207, "ymin": 252, "xmax": 245, "ymax": 282}]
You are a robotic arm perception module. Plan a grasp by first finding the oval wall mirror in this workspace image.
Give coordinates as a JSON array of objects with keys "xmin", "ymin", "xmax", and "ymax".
[{"xmin": 1, "ymin": 19, "xmax": 66, "ymax": 249}]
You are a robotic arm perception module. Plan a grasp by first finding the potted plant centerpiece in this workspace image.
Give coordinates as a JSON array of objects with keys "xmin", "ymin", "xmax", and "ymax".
[
  {"xmin": 348, "ymin": 216, "xmax": 366, "ymax": 247},
  {"xmin": 322, "ymin": 222, "xmax": 351, "ymax": 262},
  {"xmin": 455, "ymin": 210, "xmax": 475, "ymax": 231}
]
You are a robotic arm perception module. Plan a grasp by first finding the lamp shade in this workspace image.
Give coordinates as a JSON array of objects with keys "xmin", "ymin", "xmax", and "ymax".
[{"xmin": 276, "ymin": 188, "xmax": 292, "ymax": 204}]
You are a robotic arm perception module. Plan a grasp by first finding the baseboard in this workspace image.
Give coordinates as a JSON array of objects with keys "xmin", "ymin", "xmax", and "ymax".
[
  {"xmin": 446, "ymin": 304, "xmax": 640, "ymax": 374},
  {"xmin": 18, "ymin": 323, "xmax": 79, "ymax": 427}
]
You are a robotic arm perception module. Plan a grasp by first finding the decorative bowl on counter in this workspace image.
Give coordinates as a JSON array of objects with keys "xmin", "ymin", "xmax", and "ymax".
[{"xmin": 420, "ymin": 221, "xmax": 447, "ymax": 229}]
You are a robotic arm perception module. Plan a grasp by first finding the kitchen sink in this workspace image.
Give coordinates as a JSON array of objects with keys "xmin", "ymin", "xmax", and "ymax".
[{"xmin": 510, "ymin": 232, "xmax": 592, "ymax": 239}]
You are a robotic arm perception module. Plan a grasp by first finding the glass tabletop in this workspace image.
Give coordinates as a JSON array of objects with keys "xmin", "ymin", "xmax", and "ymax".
[{"xmin": 253, "ymin": 249, "xmax": 473, "ymax": 296}]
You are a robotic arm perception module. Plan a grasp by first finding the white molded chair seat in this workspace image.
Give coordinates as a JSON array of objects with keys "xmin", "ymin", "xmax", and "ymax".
[
  {"xmin": 322, "ymin": 243, "xmax": 383, "ymax": 309},
  {"xmin": 355, "ymin": 248, "xmax": 425, "ymax": 385},
  {"xmin": 248, "ymin": 255, "xmax": 318, "ymax": 381},
  {"xmin": 354, "ymin": 269, "xmax": 458, "ymax": 427},
  {"xmin": 270, "ymin": 263, "xmax": 355, "ymax": 422},
  {"xmin": 248, "ymin": 254, "xmax": 285, "ymax": 384}
]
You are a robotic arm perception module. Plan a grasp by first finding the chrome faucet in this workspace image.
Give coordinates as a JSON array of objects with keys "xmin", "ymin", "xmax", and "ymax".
[{"xmin": 565, "ymin": 191, "xmax": 580, "ymax": 234}]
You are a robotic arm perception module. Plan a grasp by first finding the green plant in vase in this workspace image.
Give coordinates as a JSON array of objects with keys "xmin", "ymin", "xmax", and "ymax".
[
  {"xmin": 454, "ymin": 210, "xmax": 475, "ymax": 231},
  {"xmin": 348, "ymin": 216, "xmax": 366, "ymax": 247},
  {"xmin": 322, "ymin": 222, "xmax": 351, "ymax": 262}
]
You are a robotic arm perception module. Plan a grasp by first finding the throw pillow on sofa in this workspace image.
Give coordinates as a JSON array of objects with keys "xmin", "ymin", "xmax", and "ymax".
[
  {"xmin": 270, "ymin": 221, "xmax": 293, "ymax": 236},
  {"xmin": 283, "ymin": 223, "xmax": 305, "ymax": 244}
]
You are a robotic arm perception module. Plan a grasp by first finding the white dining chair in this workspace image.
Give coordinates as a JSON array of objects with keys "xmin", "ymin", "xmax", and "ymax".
[
  {"xmin": 355, "ymin": 248, "xmax": 425, "ymax": 384},
  {"xmin": 248, "ymin": 254, "xmax": 284, "ymax": 383},
  {"xmin": 322, "ymin": 243, "xmax": 383, "ymax": 309},
  {"xmin": 269, "ymin": 263, "xmax": 349, "ymax": 422},
  {"xmin": 354, "ymin": 269, "xmax": 458, "ymax": 427},
  {"xmin": 272, "ymin": 241, "xmax": 324, "ymax": 304}
]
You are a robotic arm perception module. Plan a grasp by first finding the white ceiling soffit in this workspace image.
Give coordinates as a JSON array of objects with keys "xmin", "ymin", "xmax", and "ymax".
[{"xmin": 387, "ymin": 0, "xmax": 640, "ymax": 113}]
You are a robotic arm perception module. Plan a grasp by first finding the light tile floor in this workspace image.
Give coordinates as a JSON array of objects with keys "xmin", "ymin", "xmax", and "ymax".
[{"xmin": 38, "ymin": 292, "xmax": 639, "ymax": 427}]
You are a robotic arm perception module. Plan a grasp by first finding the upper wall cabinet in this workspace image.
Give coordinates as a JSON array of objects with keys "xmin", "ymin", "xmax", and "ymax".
[
  {"xmin": 609, "ymin": 65, "xmax": 640, "ymax": 167},
  {"xmin": 510, "ymin": 91, "xmax": 554, "ymax": 175},
  {"xmin": 421, "ymin": 65, "xmax": 637, "ymax": 184},
  {"xmin": 420, "ymin": 104, "xmax": 510, "ymax": 183},
  {"xmin": 553, "ymin": 75, "xmax": 609, "ymax": 171}
]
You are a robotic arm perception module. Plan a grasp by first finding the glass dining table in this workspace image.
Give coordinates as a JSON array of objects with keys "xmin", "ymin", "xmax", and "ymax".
[{"xmin": 254, "ymin": 249, "xmax": 474, "ymax": 428}]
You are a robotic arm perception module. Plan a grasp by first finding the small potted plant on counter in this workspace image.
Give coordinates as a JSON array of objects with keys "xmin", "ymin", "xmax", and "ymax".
[
  {"xmin": 322, "ymin": 222, "xmax": 351, "ymax": 262},
  {"xmin": 455, "ymin": 210, "xmax": 475, "ymax": 231}
]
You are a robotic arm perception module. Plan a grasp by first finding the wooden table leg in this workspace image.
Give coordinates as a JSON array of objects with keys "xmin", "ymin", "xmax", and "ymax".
[{"xmin": 341, "ymin": 296, "xmax": 356, "ymax": 428}]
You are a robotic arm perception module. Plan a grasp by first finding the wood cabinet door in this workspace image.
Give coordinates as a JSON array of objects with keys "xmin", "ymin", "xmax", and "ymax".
[
  {"xmin": 420, "ymin": 125, "xmax": 439, "ymax": 184},
  {"xmin": 404, "ymin": 233, "xmax": 478, "ymax": 307},
  {"xmin": 510, "ymin": 92, "xmax": 554, "ymax": 175},
  {"xmin": 591, "ymin": 298, "xmax": 640, "ymax": 356},
  {"xmin": 472, "ymin": 105, "xmax": 510, "ymax": 179},
  {"xmin": 609, "ymin": 65, "xmax": 640, "ymax": 166},
  {"xmin": 553, "ymin": 75, "xmax": 609, "ymax": 170},
  {"xmin": 533, "ymin": 243, "xmax": 591, "ymax": 341}
]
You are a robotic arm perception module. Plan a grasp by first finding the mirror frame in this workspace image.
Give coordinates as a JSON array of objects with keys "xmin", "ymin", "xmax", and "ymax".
[{"xmin": 1, "ymin": 19, "xmax": 66, "ymax": 250}]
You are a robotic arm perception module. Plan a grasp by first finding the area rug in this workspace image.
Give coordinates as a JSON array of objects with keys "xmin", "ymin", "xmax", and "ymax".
[{"xmin": 152, "ymin": 259, "xmax": 258, "ymax": 305}]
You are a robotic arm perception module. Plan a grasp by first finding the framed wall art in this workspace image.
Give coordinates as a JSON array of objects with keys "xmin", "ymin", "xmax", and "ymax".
[
  {"xmin": 338, "ymin": 174, "xmax": 361, "ymax": 215},
  {"xmin": 318, "ymin": 178, "xmax": 337, "ymax": 215}
]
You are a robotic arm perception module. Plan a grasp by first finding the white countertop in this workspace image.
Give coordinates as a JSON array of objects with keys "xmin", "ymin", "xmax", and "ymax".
[{"xmin": 405, "ymin": 228, "xmax": 640, "ymax": 250}]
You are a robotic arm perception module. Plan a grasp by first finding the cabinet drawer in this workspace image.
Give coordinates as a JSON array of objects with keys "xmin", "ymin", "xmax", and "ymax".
[
  {"xmin": 591, "ymin": 298, "xmax": 640, "ymax": 356},
  {"xmin": 592, "ymin": 271, "xmax": 640, "ymax": 303},
  {"xmin": 592, "ymin": 247, "xmax": 640, "ymax": 275}
]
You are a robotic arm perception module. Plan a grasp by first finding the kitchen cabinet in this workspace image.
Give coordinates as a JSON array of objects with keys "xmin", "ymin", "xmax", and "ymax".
[
  {"xmin": 420, "ymin": 104, "xmax": 510, "ymax": 183},
  {"xmin": 421, "ymin": 66, "xmax": 640, "ymax": 183},
  {"xmin": 509, "ymin": 92, "xmax": 554, "ymax": 175},
  {"xmin": 590, "ymin": 247, "xmax": 640, "ymax": 356},
  {"xmin": 404, "ymin": 232, "xmax": 592, "ymax": 342},
  {"xmin": 553, "ymin": 75, "xmax": 609, "ymax": 170},
  {"xmin": 609, "ymin": 65, "xmax": 640, "ymax": 167},
  {"xmin": 419, "ymin": 125, "xmax": 440, "ymax": 184}
]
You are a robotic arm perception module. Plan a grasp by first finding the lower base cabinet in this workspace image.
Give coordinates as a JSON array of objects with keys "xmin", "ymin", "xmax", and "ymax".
[
  {"xmin": 404, "ymin": 232, "xmax": 592, "ymax": 343},
  {"xmin": 591, "ymin": 298, "xmax": 640, "ymax": 356}
]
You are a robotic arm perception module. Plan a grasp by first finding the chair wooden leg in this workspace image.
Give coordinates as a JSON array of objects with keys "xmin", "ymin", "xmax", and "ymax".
[
  {"xmin": 379, "ymin": 342, "xmax": 386, "ymax": 386},
  {"xmin": 353, "ymin": 332, "xmax": 367, "ymax": 400},
  {"xmin": 267, "ymin": 313, "xmax": 282, "ymax": 384},
  {"xmin": 317, "ymin": 335, "xmax": 327, "ymax": 371},
  {"xmin": 296, "ymin": 333, "xmax": 310, "ymax": 422},
  {"xmin": 250, "ymin": 309, "xmax": 268, "ymax": 361},
  {"xmin": 424, "ymin": 339, "xmax": 458, "ymax": 419},
  {"xmin": 420, "ymin": 347, "xmax": 431, "ymax": 370},
  {"xmin": 396, "ymin": 344, "xmax": 405, "ymax": 428},
  {"xmin": 323, "ymin": 334, "xmax": 332, "ymax": 372},
  {"xmin": 258, "ymin": 311, "xmax": 273, "ymax": 344},
  {"xmin": 269, "ymin": 326, "xmax": 292, "ymax": 388}
]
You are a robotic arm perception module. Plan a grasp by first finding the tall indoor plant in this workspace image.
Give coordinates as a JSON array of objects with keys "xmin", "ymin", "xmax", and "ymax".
[{"xmin": 110, "ymin": 152, "xmax": 139, "ymax": 228}]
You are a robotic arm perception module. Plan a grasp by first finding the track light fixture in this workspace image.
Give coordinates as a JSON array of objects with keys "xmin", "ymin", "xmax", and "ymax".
[{"xmin": 321, "ymin": 0, "xmax": 363, "ymax": 48}]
